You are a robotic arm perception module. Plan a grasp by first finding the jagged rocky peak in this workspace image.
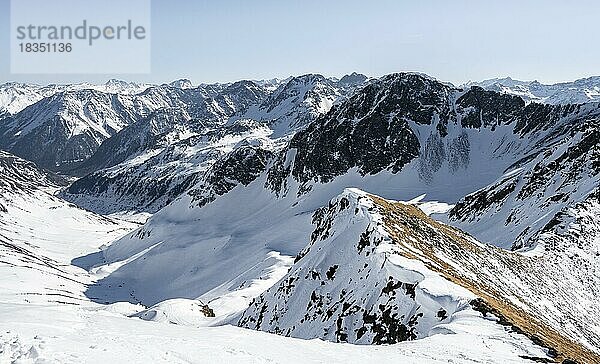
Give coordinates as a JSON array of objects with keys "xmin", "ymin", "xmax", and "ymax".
[
  {"xmin": 219, "ymin": 80, "xmax": 268, "ymax": 114},
  {"xmin": 253, "ymin": 77, "xmax": 291, "ymax": 92},
  {"xmin": 264, "ymin": 73, "xmax": 600, "ymax": 249},
  {"xmin": 231, "ymin": 73, "xmax": 345, "ymax": 136},
  {"xmin": 105, "ymin": 78, "xmax": 131, "ymax": 87},
  {"xmin": 103, "ymin": 79, "xmax": 149, "ymax": 94},
  {"xmin": 337, "ymin": 72, "xmax": 368, "ymax": 86},
  {"xmin": 168, "ymin": 79, "xmax": 194, "ymax": 89},
  {"xmin": 188, "ymin": 139, "xmax": 274, "ymax": 208},
  {"xmin": 331, "ymin": 72, "xmax": 453, "ymax": 125},
  {"xmin": 454, "ymin": 85, "xmax": 582, "ymax": 133},
  {"xmin": 456, "ymin": 86, "xmax": 526, "ymax": 128},
  {"xmin": 262, "ymin": 73, "xmax": 339, "ymax": 114},
  {"xmin": 0, "ymin": 82, "xmax": 47, "ymax": 115},
  {"xmin": 267, "ymin": 73, "xmax": 454, "ymax": 189}
]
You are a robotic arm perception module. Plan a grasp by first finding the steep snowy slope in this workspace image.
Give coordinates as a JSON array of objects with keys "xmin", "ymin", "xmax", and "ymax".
[
  {"xmin": 239, "ymin": 189, "xmax": 598, "ymax": 363},
  {"xmin": 466, "ymin": 76, "xmax": 600, "ymax": 104},
  {"xmin": 0, "ymin": 151, "xmax": 137, "ymax": 306},
  {"xmin": 446, "ymin": 102, "xmax": 600, "ymax": 249}
]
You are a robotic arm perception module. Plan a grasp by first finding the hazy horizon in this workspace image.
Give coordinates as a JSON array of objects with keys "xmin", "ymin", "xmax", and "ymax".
[{"xmin": 3, "ymin": 71, "xmax": 600, "ymax": 88}]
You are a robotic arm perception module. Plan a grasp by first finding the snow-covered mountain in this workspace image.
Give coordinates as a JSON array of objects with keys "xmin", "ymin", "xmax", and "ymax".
[
  {"xmin": 72, "ymin": 73, "xmax": 600, "ymax": 363},
  {"xmin": 167, "ymin": 78, "xmax": 194, "ymax": 89},
  {"xmin": 232, "ymin": 74, "xmax": 352, "ymax": 137},
  {"xmin": 63, "ymin": 119, "xmax": 275, "ymax": 213},
  {"xmin": 2, "ymin": 71, "xmax": 600, "ymax": 363},
  {"xmin": 0, "ymin": 80, "xmax": 150, "ymax": 115},
  {"xmin": 0, "ymin": 89, "xmax": 150, "ymax": 171},
  {"xmin": 267, "ymin": 75, "xmax": 600, "ymax": 249},
  {"xmin": 465, "ymin": 76, "xmax": 600, "ymax": 104},
  {"xmin": 60, "ymin": 74, "xmax": 364, "ymax": 213},
  {"xmin": 0, "ymin": 81, "xmax": 267, "ymax": 172},
  {"xmin": 0, "ymin": 150, "xmax": 67, "ymax": 195}
]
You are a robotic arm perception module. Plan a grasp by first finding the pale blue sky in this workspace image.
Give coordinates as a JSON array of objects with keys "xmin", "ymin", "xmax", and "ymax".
[{"xmin": 1, "ymin": 0, "xmax": 599, "ymax": 85}]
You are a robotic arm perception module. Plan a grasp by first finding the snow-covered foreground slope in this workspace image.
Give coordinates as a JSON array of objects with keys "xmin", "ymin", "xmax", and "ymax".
[
  {"xmin": 239, "ymin": 189, "xmax": 598, "ymax": 362},
  {"xmin": 0, "ymin": 302, "xmax": 552, "ymax": 364},
  {"xmin": 0, "ymin": 192, "xmax": 561, "ymax": 362},
  {"xmin": 0, "ymin": 152, "xmax": 557, "ymax": 363}
]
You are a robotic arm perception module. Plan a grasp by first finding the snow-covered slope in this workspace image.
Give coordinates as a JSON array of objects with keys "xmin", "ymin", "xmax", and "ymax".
[
  {"xmin": 0, "ymin": 151, "xmax": 137, "ymax": 306},
  {"xmin": 0, "ymin": 148, "xmax": 541, "ymax": 363},
  {"xmin": 0, "ymin": 303, "xmax": 556, "ymax": 364},
  {"xmin": 446, "ymin": 101, "xmax": 600, "ymax": 249},
  {"xmin": 465, "ymin": 76, "xmax": 600, "ymax": 104},
  {"xmin": 84, "ymin": 178, "xmax": 598, "ymax": 362},
  {"xmin": 232, "ymin": 74, "xmax": 361, "ymax": 137},
  {"xmin": 60, "ymin": 74, "xmax": 357, "ymax": 213},
  {"xmin": 239, "ymin": 189, "xmax": 598, "ymax": 362}
]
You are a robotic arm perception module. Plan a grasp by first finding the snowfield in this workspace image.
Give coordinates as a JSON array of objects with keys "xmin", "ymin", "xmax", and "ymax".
[{"xmin": 0, "ymin": 303, "xmax": 551, "ymax": 364}]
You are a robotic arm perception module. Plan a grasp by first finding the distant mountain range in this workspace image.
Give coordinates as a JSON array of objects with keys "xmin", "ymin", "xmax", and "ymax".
[{"xmin": 464, "ymin": 76, "xmax": 600, "ymax": 104}]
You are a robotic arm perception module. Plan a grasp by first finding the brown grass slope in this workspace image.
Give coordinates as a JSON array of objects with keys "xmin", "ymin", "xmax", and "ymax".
[{"xmin": 370, "ymin": 195, "xmax": 599, "ymax": 364}]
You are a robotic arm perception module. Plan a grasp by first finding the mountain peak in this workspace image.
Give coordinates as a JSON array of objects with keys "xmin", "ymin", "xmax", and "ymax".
[
  {"xmin": 338, "ymin": 72, "xmax": 368, "ymax": 85},
  {"xmin": 168, "ymin": 79, "xmax": 194, "ymax": 89}
]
